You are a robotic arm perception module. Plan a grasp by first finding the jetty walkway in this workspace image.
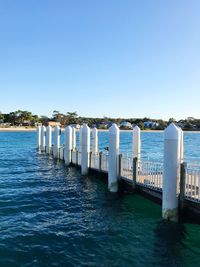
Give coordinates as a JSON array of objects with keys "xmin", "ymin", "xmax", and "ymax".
[{"xmin": 37, "ymin": 123, "xmax": 200, "ymax": 222}]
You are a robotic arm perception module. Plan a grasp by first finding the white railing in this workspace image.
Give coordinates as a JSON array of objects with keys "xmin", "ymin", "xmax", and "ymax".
[
  {"xmin": 90, "ymin": 153, "xmax": 99, "ymax": 170},
  {"xmin": 101, "ymin": 153, "xmax": 108, "ymax": 172},
  {"xmin": 72, "ymin": 150, "xmax": 77, "ymax": 165},
  {"xmin": 137, "ymin": 160, "xmax": 163, "ymax": 191},
  {"xmin": 120, "ymin": 156, "xmax": 133, "ymax": 181},
  {"xmin": 185, "ymin": 166, "xmax": 200, "ymax": 203},
  {"xmin": 50, "ymin": 144, "xmax": 200, "ymax": 205},
  {"xmin": 68, "ymin": 149, "xmax": 200, "ymax": 204}
]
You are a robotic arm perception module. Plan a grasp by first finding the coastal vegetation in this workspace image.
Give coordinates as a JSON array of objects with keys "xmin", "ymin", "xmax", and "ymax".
[{"xmin": 0, "ymin": 110, "xmax": 199, "ymax": 131}]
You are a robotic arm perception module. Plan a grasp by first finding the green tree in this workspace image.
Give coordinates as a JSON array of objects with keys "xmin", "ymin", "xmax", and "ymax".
[
  {"xmin": 8, "ymin": 111, "xmax": 18, "ymax": 124},
  {"xmin": 40, "ymin": 115, "xmax": 49, "ymax": 124},
  {"xmin": 20, "ymin": 111, "xmax": 33, "ymax": 123},
  {"xmin": 0, "ymin": 112, "xmax": 4, "ymax": 121},
  {"xmin": 184, "ymin": 121, "xmax": 193, "ymax": 130},
  {"xmin": 168, "ymin": 118, "xmax": 176, "ymax": 124},
  {"xmin": 52, "ymin": 110, "xmax": 64, "ymax": 123},
  {"xmin": 65, "ymin": 112, "xmax": 78, "ymax": 125},
  {"xmin": 5, "ymin": 110, "xmax": 39, "ymax": 125},
  {"xmin": 137, "ymin": 122, "xmax": 144, "ymax": 130}
]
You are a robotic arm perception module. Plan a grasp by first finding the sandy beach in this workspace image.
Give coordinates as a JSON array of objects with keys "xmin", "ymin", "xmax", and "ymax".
[
  {"xmin": 0, "ymin": 127, "xmax": 200, "ymax": 133},
  {"xmin": 0, "ymin": 127, "xmax": 37, "ymax": 132},
  {"xmin": 0, "ymin": 127, "xmax": 163, "ymax": 133}
]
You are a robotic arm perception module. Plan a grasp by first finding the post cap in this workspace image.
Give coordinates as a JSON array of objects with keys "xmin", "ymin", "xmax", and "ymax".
[
  {"xmin": 164, "ymin": 123, "xmax": 180, "ymax": 140},
  {"xmin": 82, "ymin": 124, "xmax": 90, "ymax": 134},
  {"xmin": 93, "ymin": 127, "xmax": 98, "ymax": 133},
  {"xmin": 133, "ymin": 125, "xmax": 140, "ymax": 133},
  {"xmin": 109, "ymin": 123, "xmax": 119, "ymax": 135}
]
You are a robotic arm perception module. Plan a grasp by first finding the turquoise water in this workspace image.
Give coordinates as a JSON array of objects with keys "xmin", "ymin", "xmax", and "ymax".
[{"xmin": 0, "ymin": 131, "xmax": 200, "ymax": 267}]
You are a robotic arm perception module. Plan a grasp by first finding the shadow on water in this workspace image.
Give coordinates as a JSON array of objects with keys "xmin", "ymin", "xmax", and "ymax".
[
  {"xmin": 152, "ymin": 214, "xmax": 200, "ymax": 267},
  {"xmin": 153, "ymin": 220, "xmax": 186, "ymax": 267}
]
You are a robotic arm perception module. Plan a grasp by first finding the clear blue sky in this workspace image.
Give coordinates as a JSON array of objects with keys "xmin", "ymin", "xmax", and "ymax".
[{"xmin": 0, "ymin": 0, "xmax": 200, "ymax": 120}]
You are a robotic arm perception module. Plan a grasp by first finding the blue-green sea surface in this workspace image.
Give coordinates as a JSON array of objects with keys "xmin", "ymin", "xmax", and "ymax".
[{"xmin": 0, "ymin": 131, "xmax": 200, "ymax": 267}]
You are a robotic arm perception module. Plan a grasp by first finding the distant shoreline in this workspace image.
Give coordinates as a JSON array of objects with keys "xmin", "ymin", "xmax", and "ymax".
[
  {"xmin": 0, "ymin": 127, "xmax": 37, "ymax": 132},
  {"xmin": 0, "ymin": 127, "xmax": 200, "ymax": 133}
]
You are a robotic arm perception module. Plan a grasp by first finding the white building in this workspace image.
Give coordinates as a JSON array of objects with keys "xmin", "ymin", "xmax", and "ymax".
[
  {"xmin": 144, "ymin": 121, "xmax": 159, "ymax": 128},
  {"xmin": 120, "ymin": 121, "xmax": 132, "ymax": 129}
]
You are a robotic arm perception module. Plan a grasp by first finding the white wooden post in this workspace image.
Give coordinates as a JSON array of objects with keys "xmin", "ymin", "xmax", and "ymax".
[
  {"xmin": 53, "ymin": 126, "xmax": 61, "ymax": 159},
  {"xmin": 132, "ymin": 125, "xmax": 141, "ymax": 160},
  {"xmin": 72, "ymin": 127, "xmax": 76, "ymax": 151},
  {"xmin": 46, "ymin": 126, "xmax": 52, "ymax": 154},
  {"xmin": 81, "ymin": 124, "xmax": 90, "ymax": 175},
  {"xmin": 64, "ymin": 126, "xmax": 72, "ymax": 166},
  {"xmin": 41, "ymin": 125, "xmax": 46, "ymax": 152},
  {"xmin": 37, "ymin": 125, "xmax": 41, "ymax": 150},
  {"xmin": 79, "ymin": 126, "xmax": 83, "ymax": 152},
  {"xmin": 108, "ymin": 123, "xmax": 120, "ymax": 192},
  {"xmin": 92, "ymin": 127, "xmax": 98, "ymax": 154},
  {"xmin": 60, "ymin": 146, "xmax": 64, "ymax": 160},
  {"xmin": 162, "ymin": 123, "xmax": 181, "ymax": 222}
]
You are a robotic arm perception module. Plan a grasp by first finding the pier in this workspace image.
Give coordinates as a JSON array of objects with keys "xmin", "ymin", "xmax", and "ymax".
[{"xmin": 37, "ymin": 123, "xmax": 200, "ymax": 222}]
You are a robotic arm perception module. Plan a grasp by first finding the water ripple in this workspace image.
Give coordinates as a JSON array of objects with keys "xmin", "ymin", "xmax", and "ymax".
[{"xmin": 0, "ymin": 132, "xmax": 199, "ymax": 266}]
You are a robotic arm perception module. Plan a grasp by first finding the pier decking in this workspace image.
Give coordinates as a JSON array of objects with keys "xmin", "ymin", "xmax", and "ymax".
[
  {"xmin": 70, "ymin": 149, "xmax": 200, "ymax": 204},
  {"xmin": 37, "ymin": 123, "xmax": 200, "ymax": 222}
]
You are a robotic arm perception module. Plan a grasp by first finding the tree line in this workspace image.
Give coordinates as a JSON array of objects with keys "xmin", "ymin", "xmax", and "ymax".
[
  {"xmin": 0, "ymin": 110, "xmax": 39, "ymax": 126},
  {"xmin": 0, "ymin": 110, "xmax": 199, "ymax": 130}
]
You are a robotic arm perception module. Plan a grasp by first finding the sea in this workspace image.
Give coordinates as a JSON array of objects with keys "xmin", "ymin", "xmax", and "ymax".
[{"xmin": 0, "ymin": 131, "xmax": 199, "ymax": 267}]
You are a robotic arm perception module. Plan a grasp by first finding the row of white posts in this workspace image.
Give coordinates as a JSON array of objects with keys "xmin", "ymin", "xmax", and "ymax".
[{"xmin": 37, "ymin": 123, "xmax": 184, "ymax": 222}]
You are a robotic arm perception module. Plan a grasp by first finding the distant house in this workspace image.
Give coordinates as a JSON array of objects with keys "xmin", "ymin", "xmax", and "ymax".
[
  {"xmin": 0, "ymin": 122, "xmax": 11, "ymax": 126},
  {"xmin": 30, "ymin": 120, "xmax": 37, "ymax": 126},
  {"xmin": 120, "ymin": 121, "xmax": 132, "ymax": 129},
  {"xmin": 144, "ymin": 121, "xmax": 159, "ymax": 129},
  {"xmin": 22, "ymin": 120, "xmax": 32, "ymax": 126},
  {"xmin": 44, "ymin": 121, "xmax": 61, "ymax": 127}
]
